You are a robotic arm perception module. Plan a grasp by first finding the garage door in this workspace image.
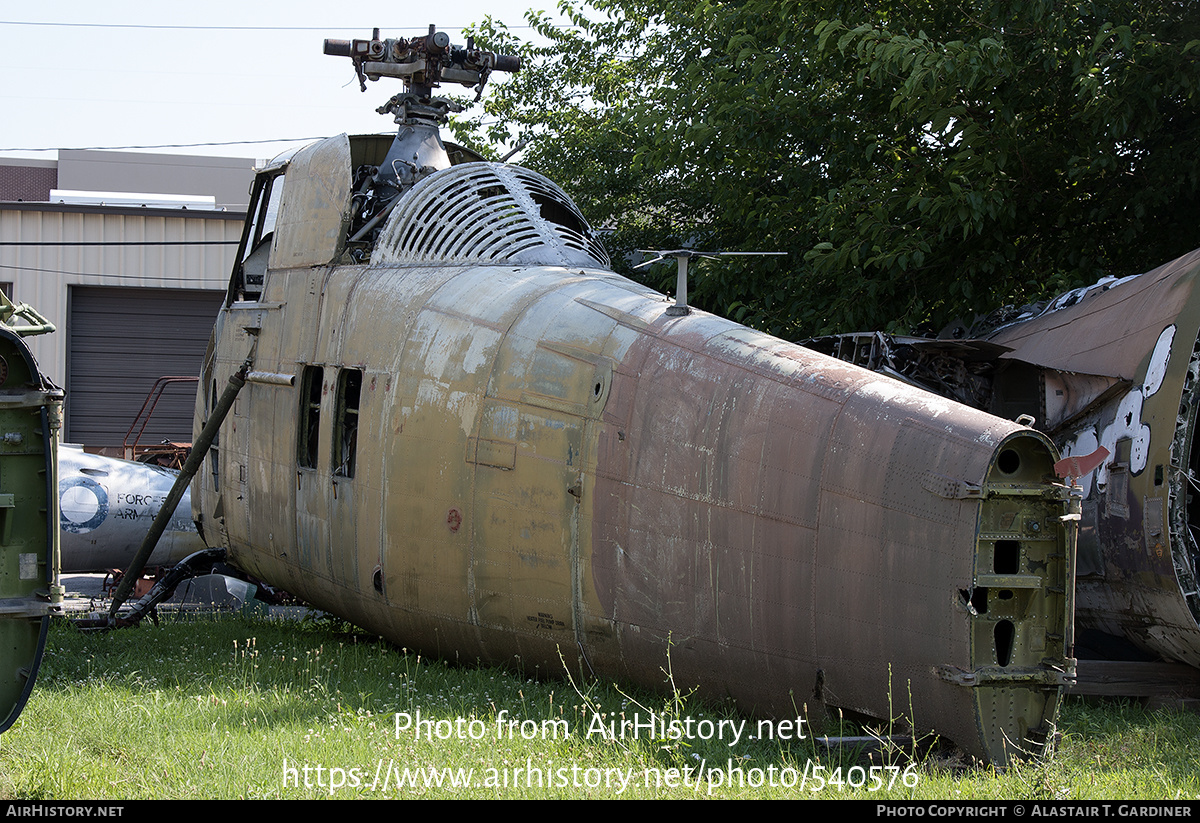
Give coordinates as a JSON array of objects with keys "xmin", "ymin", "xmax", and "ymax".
[{"xmin": 67, "ymin": 286, "xmax": 225, "ymax": 450}]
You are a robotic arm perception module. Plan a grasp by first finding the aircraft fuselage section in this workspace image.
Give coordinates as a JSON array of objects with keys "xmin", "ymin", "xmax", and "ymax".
[{"xmin": 198, "ymin": 248, "xmax": 1072, "ymax": 763}]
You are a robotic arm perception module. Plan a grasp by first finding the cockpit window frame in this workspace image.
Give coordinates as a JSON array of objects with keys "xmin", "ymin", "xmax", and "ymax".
[{"xmin": 225, "ymin": 165, "xmax": 287, "ymax": 307}]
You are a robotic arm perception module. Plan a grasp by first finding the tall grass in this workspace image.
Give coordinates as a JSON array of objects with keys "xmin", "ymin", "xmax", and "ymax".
[{"xmin": 0, "ymin": 615, "xmax": 1197, "ymax": 799}]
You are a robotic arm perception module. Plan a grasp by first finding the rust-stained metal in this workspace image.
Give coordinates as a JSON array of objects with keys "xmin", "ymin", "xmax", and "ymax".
[
  {"xmin": 987, "ymin": 253, "xmax": 1200, "ymax": 667},
  {"xmin": 170, "ymin": 28, "xmax": 1079, "ymax": 765},
  {"xmin": 805, "ymin": 248, "xmax": 1200, "ymax": 671},
  {"xmin": 122, "ymin": 375, "xmax": 198, "ymax": 464}
]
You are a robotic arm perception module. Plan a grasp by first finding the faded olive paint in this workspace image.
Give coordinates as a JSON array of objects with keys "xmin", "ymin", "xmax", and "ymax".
[{"xmin": 194, "ymin": 135, "xmax": 1075, "ymax": 764}]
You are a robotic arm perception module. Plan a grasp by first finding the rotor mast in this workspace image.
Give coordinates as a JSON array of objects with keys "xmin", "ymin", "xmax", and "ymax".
[{"xmin": 323, "ymin": 26, "xmax": 520, "ymax": 195}]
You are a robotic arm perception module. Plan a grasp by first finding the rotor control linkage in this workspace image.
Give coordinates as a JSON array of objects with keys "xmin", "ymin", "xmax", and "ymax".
[
  {"xmin": 324, "ymin": 27, "xmax": 522, "ymax": 233},
  {"xmin": 324, "ymin": 26, "xmax": 520, "ymax": 102}
]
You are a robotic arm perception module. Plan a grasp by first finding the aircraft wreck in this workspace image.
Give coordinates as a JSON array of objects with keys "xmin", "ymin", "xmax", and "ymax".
[
  {"xmin": 0, "ymin": 296, "xmax": 60, "ymax": 733},
  {"xmin": 59, "ymin": 444, "xmax": 205, "ymax": 573},
  {"xmin": 804, "ymin": 249, "xmax": 1200, "ymax": 670},
  {"xmin": 96, "ymin": 28, "xmax": 1078, "ymax": 765}
]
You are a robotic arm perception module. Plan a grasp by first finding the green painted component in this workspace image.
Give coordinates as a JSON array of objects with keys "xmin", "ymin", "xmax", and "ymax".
[{"xmin": 0, "ymin": 325, "xmax": 60, "ymax": 734}]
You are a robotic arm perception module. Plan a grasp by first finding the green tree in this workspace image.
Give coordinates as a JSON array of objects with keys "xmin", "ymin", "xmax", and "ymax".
[{"xmin": 458, "ymin": 0, "xmax": 1200, "ymax": 337}]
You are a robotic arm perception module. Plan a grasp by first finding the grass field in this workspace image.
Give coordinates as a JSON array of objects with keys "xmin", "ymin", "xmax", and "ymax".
[{"xmin": 1, "ymin": 614, "xmax": 1197, "ymax": 799}]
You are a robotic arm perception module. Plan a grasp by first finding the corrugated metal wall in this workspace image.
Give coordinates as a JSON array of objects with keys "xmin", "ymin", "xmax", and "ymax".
[
  {"xmin": 0, "ymin": 202, "xmax": 241, "ymax": 386},
  {"xmin": 0, "ymin": 203, "xmax": 242, "ymax": 448}
]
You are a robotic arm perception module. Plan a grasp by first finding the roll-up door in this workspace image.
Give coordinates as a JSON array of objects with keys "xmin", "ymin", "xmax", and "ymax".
[{"xmin": 67, "ymin": 286, "xmax": 224, "ymax": 449}]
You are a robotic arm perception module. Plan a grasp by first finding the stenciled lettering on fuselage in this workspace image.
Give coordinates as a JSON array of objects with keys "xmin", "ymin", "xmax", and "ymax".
[{"xmin": 59, "ymin": 478, "xmax": 188, "ymax": 534}]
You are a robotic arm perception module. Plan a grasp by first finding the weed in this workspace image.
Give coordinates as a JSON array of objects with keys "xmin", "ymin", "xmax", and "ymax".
[{"xmin": 2, "ymin": 617, "xmax": 1197, "ymax": 799}]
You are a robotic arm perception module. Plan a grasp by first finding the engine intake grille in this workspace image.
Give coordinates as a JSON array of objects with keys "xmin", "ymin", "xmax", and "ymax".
[{"xmin": 375, "ymin": 163, "xmax": 610, "ymax": 269}]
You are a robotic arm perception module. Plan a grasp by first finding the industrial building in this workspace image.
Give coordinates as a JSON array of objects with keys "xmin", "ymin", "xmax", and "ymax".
[{"xmin": 0, "ymin": 150, "xmax": 254, "ymax": 451}]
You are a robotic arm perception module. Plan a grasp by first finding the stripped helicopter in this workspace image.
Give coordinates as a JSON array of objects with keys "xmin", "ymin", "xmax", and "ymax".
[{"xmin": 106, "ymin": 26, "xmax": 1079, "ymax": 765}]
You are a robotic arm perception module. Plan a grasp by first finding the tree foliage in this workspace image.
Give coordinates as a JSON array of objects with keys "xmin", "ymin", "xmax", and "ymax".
[{"xmin": 456, "ymin": 1, "xmax": 1200, "ymax": 337}]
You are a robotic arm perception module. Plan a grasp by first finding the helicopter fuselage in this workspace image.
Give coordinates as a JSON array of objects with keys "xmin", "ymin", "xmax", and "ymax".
[{"xmin": 194, "ymin": 134, "xmax": 1075, "ymax": 764}]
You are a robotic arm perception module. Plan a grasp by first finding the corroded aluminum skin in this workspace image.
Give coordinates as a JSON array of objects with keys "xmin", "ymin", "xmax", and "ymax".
[
  {"xmin": 58, "ymin": 445, "xmax": 204, "ymax": 572},
  {"xmin": 196, "ymin": 141, "xmax": 1073, "ymax": 764},
  {"xmin": 987, "ymin": 249, "xmax": 1200, "ymax": 665}
]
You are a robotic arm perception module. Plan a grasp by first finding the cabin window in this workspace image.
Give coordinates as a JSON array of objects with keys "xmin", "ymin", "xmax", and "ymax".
[
  {"xmin": 298, "ymin": 366, "xmax": 323, "ymax": 469},
  {"xmin": 333, "ymin": 369, "xmax": 362, "ymax": 478}
]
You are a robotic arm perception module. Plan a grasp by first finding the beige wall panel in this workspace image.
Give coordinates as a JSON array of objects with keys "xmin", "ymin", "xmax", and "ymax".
[{"xmin": 0, "ymin": 204, "xmax": 241, "ymax": 385}]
